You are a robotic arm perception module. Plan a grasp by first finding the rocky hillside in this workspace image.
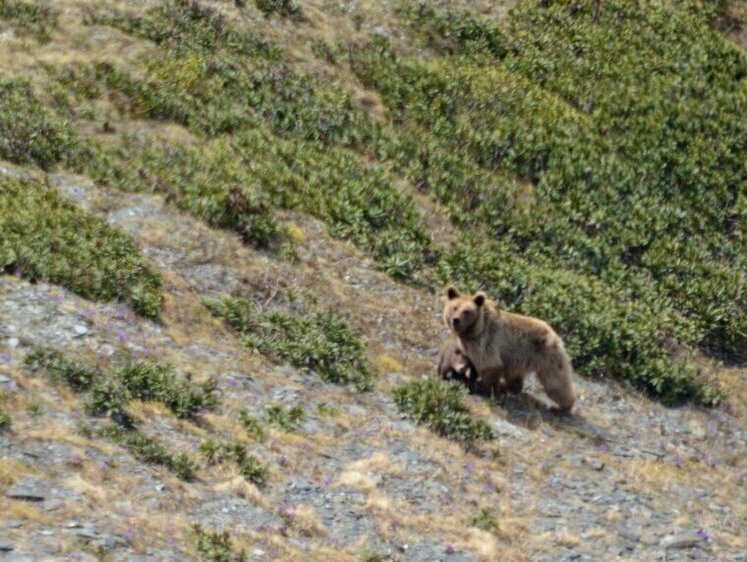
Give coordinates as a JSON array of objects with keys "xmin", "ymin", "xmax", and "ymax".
[{"xmin": 1, "ymin": 0, "xmax": 746, "ymax": 560}]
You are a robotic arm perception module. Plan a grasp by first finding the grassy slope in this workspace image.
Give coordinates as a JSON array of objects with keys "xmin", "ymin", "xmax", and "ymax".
[{"xmin": 1, "ymin": 0, "xmax": 747, "ymax": 557}]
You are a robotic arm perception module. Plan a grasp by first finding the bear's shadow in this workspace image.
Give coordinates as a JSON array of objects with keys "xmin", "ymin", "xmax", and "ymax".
[{"xmin": 483, "ymin": 391, "xmax": 609, "ymax": 442}]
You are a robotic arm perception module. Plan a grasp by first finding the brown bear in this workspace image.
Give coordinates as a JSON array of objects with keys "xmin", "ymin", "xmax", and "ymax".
[
  {"xmin": 442, "ymin": 287, "xmax": 575, "ymax": 414},
  {"xmin": 437, "ymin": 339, "xmax": 480, "ymax": 394}
]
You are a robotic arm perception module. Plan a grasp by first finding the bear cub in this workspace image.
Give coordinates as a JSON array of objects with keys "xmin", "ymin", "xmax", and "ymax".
[
  {"xmin": 437, "ymin": 340, "xmax": 480, "ymax": 394},
  {"xmin": 443, "ymin": 287, "xmax": 575, "ymax": 414}
]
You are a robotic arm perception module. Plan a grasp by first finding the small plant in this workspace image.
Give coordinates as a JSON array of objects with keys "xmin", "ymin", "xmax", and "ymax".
[
  {"xmin": 316, "ymin": 402, "xmax": 338, "ymax": 417},
  {"xmin": 96, "ymin": 424, "xmax": 198, "ymax": 481},
  {"xmin": 470, "ymin": 508, "xmax": 500, "ymax": 534},
  {"xmin": 265, "ymin": 404, "xmax": 304, "ymax": 431},
  {"xmin": 26, "ymin": 401, "xmax": 45, "ymax": 417},
  {"xmin": 254, "ymin": 0, "xmax": 302, "ymax": 19},
  {"xmin": 393, "ymin": 379, "xmax": 493, "ymax": 446},
  {"xmin": 238, "ymin": 411, "xmax": 265, "ymax": 441},
  {"xmin": 0, "ymin": 409, "xmax": 10, "ymax": 430},
  {"xmin": 24, "ymin": 346, "xmax": 97, "ymax": 391},
  {"xmin": 200, "ymin": 440, "xmax": 267, "ymax": 486},
  {"xmin": 84, "ymin": 378, "xmax": 135, "ymax": 428},
  {"xmin": 193, "ymin": 524, "xmax": 247, "ymax": 562},
  {"xmin": 115, "ymin": 361, "xmax": 218, "ymax": 419}
]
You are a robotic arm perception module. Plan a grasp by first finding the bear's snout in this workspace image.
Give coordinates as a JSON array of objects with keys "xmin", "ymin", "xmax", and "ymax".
[{"xmin": 452, "ymin": 317, "xmax": 462, "ymax": 330}]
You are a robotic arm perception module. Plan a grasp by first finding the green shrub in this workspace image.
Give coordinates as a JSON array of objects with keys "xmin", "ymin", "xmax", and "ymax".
[
  {"xmin": 254, "ymin": 0, "xmax": 302, "ymax": 19},
  {"xmin": 84, "ymin": 378, "xmax": 134, "ymax": 427},
  {"xmin": 0, "ymin": 80, "xmax": 87, "ymax": 169},
  {"xmin": 265, "ymin": 404, "xmax": 304, "ymax": 432},
  {"xmin": 205, "ymin": 296, "xmax": 374, "ymax": 390},
  {"xmin": 200, "ymin": 440, "xmax": 267, "ymax": 486},
  {"xmin": 0, "ymin": 409, "xmax": 10, "ymax": 430},
  {"xmin": 0, "ymin": 176, "xmax": 162, "ymax": 317},
  {"xmin": 96, "ymin": 424, "xmax": 198, "ymax": 480},
  {"xmin": 470, "ymin": 508, "xmax": 500, "ymax": 534},
  {"xmin": 115, "ymin": 361, "xmax": 218, "ymax": 419},
  {"xmin": 193, "ymin": 524, "xmax": 247, "ymax": 562},
  {"xmin": 401, "ymin": 3, "xmax": 507, "ymax": 59},
  {"xmin": 393, "ymin": 378, "xmax": 493, "ymax": 446},
  {"xmin": 238, "ymin": 411, "xmax": 265, "ymax": 441},
  {"xmin": 24, "ymin": 347, "xmax": 218, "ymax": 422},
  {"xmin": 0, "ymin": 0, "xmax": 58, "ymax": 42},
  {"xmin": 24, "ymin": 346, "xmax": 98, "ymax": 392}
]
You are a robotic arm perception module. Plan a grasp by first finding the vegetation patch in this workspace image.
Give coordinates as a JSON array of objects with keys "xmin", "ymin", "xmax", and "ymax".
[
  {"xmin": 393, "ymin": 378, "xmax": 493, "ymax": 446},
  {"xmin": 470, "ymin": 508, "xmax": 500, "ymax": 534},
  {"xmin": 0, "ymin": 409, "xmax": 10, "ymax": 430},
  {"xmin": 205, "ymin": 296, "xmax": 374, "ymax": 390},
  {"xmin": 24, "ymin": 347, "xmax": 217, "ymax": 421},
  {"xmin": 200, "ymin": 440, "xmax": 268, "ymax": 486},
  {"xmin": 264, "ymin": 404, "xmax": 304, "ymax": 432},
  {"xmin": 193, "ymin": 524, "xmax": 247, "ymax": 562},
  {"xmin": 94, "ymin": 424, "xmax": 198, "ymax": 481},
  {"xmin": 0, "ymin": 0, "xmax": 58, "ymax": 42},
  {"xmin": 0, "ymin": 175, "xmax": 162, "ymax": 317},
  {"xmin": 0, "ymin": 80, "xmax": 88, "ymax": 169},
  {"xmin": 238, "ymin": 411, "xmax": 265, "ymax": 441}
]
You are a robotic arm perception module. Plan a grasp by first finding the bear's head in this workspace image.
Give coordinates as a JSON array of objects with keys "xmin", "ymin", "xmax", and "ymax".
[{"xmin": 443, "ymin": 287, "xmax": 487, "ymax": 339}]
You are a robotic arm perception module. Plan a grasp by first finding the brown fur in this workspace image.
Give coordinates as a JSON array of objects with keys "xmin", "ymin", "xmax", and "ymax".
[
  {"xmin": 437, "ymin": 339, "xmax": 480, "ymax": 393},
  {"xmin": 442, "ymin": 287, "xmax": 575, "ymax": 414}
]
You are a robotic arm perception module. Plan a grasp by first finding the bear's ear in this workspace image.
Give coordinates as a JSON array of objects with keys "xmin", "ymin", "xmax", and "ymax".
[
  {"xmin": 446, "ymin": 287, "xmax": 460, "ymax": 300},
  {"xmin": 473, "ymin": 292, "xmax": 486, "ymax": 307}
]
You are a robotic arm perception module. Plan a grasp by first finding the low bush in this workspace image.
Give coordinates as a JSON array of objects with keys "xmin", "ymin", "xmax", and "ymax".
[
  {"xmin": 0, "ymin": 176, "xmax": 162, "ymax": 317},
  {"xmin": 205, "ymin": 296, "xmax": 374, "ymax": 390},
  {"xmin": 193, "ymin": 524, "xmax": 247, "ymax": 562},
  {"xmin": 393, "ymin": 378, "xmax": 493, "ymax": 446},
  {"xmin": 116, "ymin": 361, "xmax": 218, "ymax": 419},
  {"xmin": 200, "ymin": 440, "xmax": 268, "ymax": 486},
  {"xmin": 265, "ymin": 404, "xmax": 304, "ymax": 431},
  {"xmin": 95, "ymin": 424, "xmax": 198, "ymax": 481}
]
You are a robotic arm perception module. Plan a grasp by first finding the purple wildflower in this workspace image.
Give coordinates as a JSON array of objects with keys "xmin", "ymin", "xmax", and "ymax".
[{"xmin": 696, "ymin": 529, "xmax": 710, "ymax": 542}]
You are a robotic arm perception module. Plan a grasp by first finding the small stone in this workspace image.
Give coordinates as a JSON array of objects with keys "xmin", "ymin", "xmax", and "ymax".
[
  {"xmin": 0, "ymin": 542, "xmax": 13, "ymax": 552},
  {"xmin": 6, "ymin": 483, "xmax": 45, "ymax": 502},
  {"xmin": 617, "ymin": 528, "xmax": 640, "ymax": 543},
  {"xmin": 661, "ymin": 533, "xmax": 704, "ymax": 549},
  {"xmin": 588, "ymin": 458, "xmax": 604, "ymax": 471},
  {"xmin": 252, "ymin": 549, "xmax": 266, "ymax": 557},
  {"xmin": 7, "ymin": 337, "xmax": 19, "ymax": 348},
  {"xmin": 5, "ymin": 520, "xmax": 22, "ymax": 529},
  {"xmin": 73, "ymin": 325, "xmax": 89, "ymax": 336},
  {"xmin": 43, "ymin": 499, "xmax": 64, "ymax": 511}
]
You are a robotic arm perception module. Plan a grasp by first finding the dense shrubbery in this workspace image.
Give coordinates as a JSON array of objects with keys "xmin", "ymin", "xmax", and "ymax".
[
  {"xmin": 393, "ymin": 378, "xmax": 493, "ymax": 446},
  {"xmin": 0, "ymin": 176, "xmax": 162, "ymax": 317},
  {"xmin": 205, "ymin": 296, "xmax": 374, "ymax": 390},
  {"xmin": 0, "ymin": 0, "xmax": 58, "ymax": 42},
  {"xmin": 343, "ymin": 0, "xmax": 747, "ymax": 402},
  {"xmin": 397, "ymin": 1, "xmax": 747, "ymax": 355},
  {"xmin": 0, "ymin": 80, "xmax": 88, "ymax": 169}
]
